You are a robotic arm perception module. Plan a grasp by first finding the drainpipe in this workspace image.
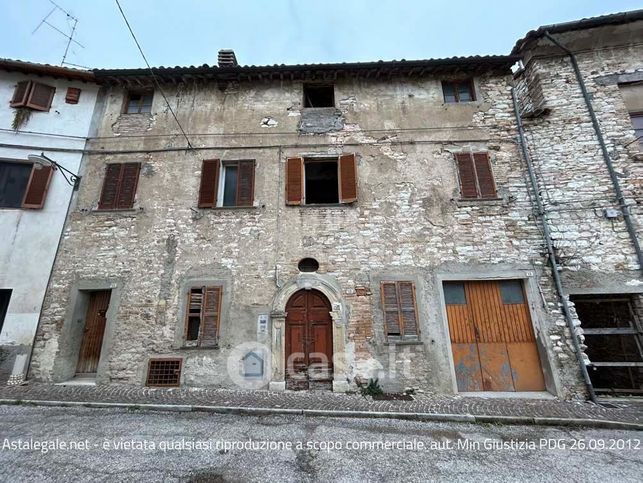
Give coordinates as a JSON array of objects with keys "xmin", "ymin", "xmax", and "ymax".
[
  {"xmin": 511, "ymin": 88, "xmax": 597, "ymax": 402},
  {"xmin": 543, "ymin": 31, "xmax": 643, "ymax": 274}
]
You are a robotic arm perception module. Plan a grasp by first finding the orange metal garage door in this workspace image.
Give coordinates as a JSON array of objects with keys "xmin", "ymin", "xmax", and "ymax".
[{"xmin": 444, "ymin": 280, "xmax": 545, "ymax": 392}]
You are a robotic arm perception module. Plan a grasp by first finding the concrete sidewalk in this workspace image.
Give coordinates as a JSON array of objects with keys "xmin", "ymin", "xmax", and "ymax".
[{"xmin": 1, "ymin": 383, "xmax": 641, "ymax": 430}]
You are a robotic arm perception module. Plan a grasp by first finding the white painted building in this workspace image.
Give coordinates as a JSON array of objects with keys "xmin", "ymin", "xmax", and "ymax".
[{"xmin": 0, "ymin": 59, "xmax": 99, "ymax": 384}]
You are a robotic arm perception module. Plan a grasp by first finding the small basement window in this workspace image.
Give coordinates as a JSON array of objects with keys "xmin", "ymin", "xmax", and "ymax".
[
  {"xmin": 125, "ymin": 90, "xmax": 154, "ymax": 114},
  {"xmin": 146, "ymin": 359, "xmax": 182, "ymax": 387},
  {"xmin": 304, "ymin": 158, "xmax": 339, "ymax": 204},
  {"xmin": 303, "ymin": 84, "xmax": 334, "ymax": 108}
]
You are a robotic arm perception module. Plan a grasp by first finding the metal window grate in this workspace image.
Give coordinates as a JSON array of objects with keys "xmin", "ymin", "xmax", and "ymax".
[{"xmin": 146, "ymin": 359, "xmax": 182, "ymax": 387}]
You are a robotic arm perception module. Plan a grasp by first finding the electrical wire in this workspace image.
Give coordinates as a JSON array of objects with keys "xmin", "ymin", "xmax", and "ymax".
[{"xmin": 114, "ymin": 0, "xmax": 193, "ymax": 150}]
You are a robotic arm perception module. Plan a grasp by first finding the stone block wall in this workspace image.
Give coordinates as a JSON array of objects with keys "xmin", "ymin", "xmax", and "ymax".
[{"xmin": 28, "ymin": 67, "xmax": 593, "ymax": 398}]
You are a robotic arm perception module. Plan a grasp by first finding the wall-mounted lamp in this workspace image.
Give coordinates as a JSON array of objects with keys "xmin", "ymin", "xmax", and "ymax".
[{"xmin": 27, "ymin": 153, "xmax": 82, "ymax": 191}]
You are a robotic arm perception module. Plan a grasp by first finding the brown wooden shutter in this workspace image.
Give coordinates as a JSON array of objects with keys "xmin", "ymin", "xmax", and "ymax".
[
  {"xmin": 26, "ymin": 82, "xmax": 55, "ymax": 111},
  {"xmin": 398, "ymin": 281, "xmax": 419, "ymax": 337},
  {"xmin": 65, "ymin": 87, "xmax": 81, "ymax": 104},
  {"xmin": 21, "ymin": 165, "xmax": 53, "ymax": 209},
  {"xmin": 455, "ymin": 152, "xmax": 478, "ymax": 199},
  {"xmin": 10, "ymin": 81, "xmax": 32, "ymax": 107},
  {"xmin": 115, "ymin": 163, "xmax": 140, "ymax": 209},
  {"xmin": 236, "ymin": 160, "xmax": 255, "ymax": 207},
  {"xmin": 339, "ymin": 153, "xmax": 358, "ymax": 203},
  {"xmin": 381, "ymin": 282, "xmax": 401, "ymax": 336},
  {"xmin": 198, "ymin": 159, "xmax": 220, "ymax": 208},
  {"xmin": 473, "ymin": 153, "xmax": 496, "ymax": 198},
  {"xmin": 200, "ymin": 286, "xmax": 222, "ymax": 347},
  {"xmin": 98, "ymin": 164, "xmax": 123, "ymax": 210},
  {"xmin": 285, "ymin": 157, "xmax": 303, "ymax": 205}
]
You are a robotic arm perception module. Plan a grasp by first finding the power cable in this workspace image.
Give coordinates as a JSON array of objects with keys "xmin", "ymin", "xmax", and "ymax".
[{"xmin": 114, "ymin": 0, "xmax": 194, "ymax": 150}]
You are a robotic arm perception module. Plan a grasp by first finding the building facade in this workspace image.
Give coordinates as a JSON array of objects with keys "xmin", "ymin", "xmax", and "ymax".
[
  {"xmin": 26, "ymin": 11, "xmax": 643, "ymax": 399},
  {"xmin": 512, "ymin": 11, "xmax": 643, "ymax": 396},
  {"xmin": 0, "ymin": 60, "xmax": 100, "ymax": 384}
]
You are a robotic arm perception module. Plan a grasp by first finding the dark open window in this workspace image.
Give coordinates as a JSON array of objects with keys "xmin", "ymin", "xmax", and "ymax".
[
  {"xmin": 286, "ymin": 154, "xmax": 357, "ymax": 206},
  {"xmin": 303, "ymin": 84, "xmax": 334, "ymax": 108},
  {"xmin": 0, "ymin": 289, "xmax": 11, "ymax": 335},
  {"xmin": 125, "ymin": 90, "xmax": 154, "ymax": 114},
  {"xmin": 630, "ymin": 113, "xmax": 643, "ymax": 149},
  {"xmin": 442, "ymin": 79, "xmax": 475, "ymax": 103},
  {"xmin": 305, "ymin": 159, "xmax": 339, "ymax": 204}
]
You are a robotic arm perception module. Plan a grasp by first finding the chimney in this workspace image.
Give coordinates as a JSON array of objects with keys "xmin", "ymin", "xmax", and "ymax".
[{"xmin": 218, "ymin": 49, "xmax": 238, "ymax": 67}]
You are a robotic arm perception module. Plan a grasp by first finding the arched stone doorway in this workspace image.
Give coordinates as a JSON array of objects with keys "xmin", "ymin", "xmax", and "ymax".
[
  {"xmin": 269, "ymin": 273, "xmax": 350, "ymax": 392},
  {"xmin": 285, "ymin": 289, "xmax": 333, "ymax": 390}
]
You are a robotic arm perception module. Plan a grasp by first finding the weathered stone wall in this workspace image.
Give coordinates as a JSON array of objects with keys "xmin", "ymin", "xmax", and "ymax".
[
  {"xmin": 514, "ymin": 24, "xmax": 643, "ymax": 389},
  {"xmin": 29, "ymin": 67, "xmax": 590, "ymax": 397}
]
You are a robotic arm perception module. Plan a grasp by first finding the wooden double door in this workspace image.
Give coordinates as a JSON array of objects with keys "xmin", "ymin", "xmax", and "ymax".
[
  {"xmin": 285, "ymin": 289, "xmax": 333, "ymax": 390},
  {"xmin": 76, "ymin": 290, "xmax": 111, "ymax": 375},
  {"xmin": 445, "ymin": 280, "xmax": 546, "ymax": 392}
]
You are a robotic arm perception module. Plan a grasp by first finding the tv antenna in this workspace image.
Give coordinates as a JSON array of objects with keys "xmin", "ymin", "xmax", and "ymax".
[{"xmin": 32, "ymin": 0, "xmax": 85, "ymax": 67}]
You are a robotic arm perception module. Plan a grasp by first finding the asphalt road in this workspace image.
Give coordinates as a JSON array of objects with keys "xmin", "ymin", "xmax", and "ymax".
[{"xmin": 0, "ymin": 405, "xmax": 641, "ymax": 482}]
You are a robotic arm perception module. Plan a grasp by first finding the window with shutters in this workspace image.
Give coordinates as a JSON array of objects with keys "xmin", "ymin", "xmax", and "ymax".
[
  {"xmin": 198, "ymin": 159, "xmax": 255, "ymax": 208},
  {"xmin": 97, "ymin": 163, "xmax": 141, "ymax": 210},
  {"xmin": 0, "ymin": 161, "xmax": 53, "ymax": 209},
  {"xmin": 380, "ymin": 281, "xmax": 420, "ymax": 340},
  {"xmin": 10, "ymin": 80, "xmax": 56, "ymax": 111},
  {"xmin": 442, "ymin": 79, "xmax": 475, "ymax": 103},
  {"xmin": 124, "ymin": 90, "xmax": 154, "ymax": 114},
  {"xmin": 454, "ymin": 152, "xmax": 497, "ymax": 200},
  {"xmin": 285, "ymin": 154, "xmax": 358, "ymax": 206},
  {"xmin": 65, "ymin": 87, "xmax": 81, "ymax": 104},
  {"xmin": 184, "ymin": 286, "xmax": 223, "ymax": 347}
]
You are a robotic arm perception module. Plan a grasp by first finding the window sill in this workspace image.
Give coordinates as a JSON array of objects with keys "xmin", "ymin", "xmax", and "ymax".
[
  {"xmin": 176, "ymin": 344, "xmax": 220, "ymax": 351},
  {"xmin": 442, "ymin": 101, "xmax": 480, "ymax": 106},
  {"xmin": 455, "ymin": 198, "xmax": 504, "ymax": 206},
  {"xmin": 200, "ymin": 206, "xmax": 259, "ymax": 210},
  {"xmin": 89, "ymin": 207, "xmax": 142, "ymax": 215},
  {"xmin": 292, "ymin": 203, "xmax": 355, "ymax": 208},
  {"xmin": 384, "ymin": 339, "xmax": 423, "ymax": 346}
]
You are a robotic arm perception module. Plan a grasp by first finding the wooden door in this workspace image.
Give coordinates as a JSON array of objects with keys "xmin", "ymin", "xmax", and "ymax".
[
  {"xmin": 76, "ymin": 290, "xmax": 111, "ymax": 375},
  {"xmin": 445, "ymin": 280, "xmax": 545, "ymax": 392},
  {"xmin": 285, "ymin": 289, "xmax": 333, "ymax": 390}
]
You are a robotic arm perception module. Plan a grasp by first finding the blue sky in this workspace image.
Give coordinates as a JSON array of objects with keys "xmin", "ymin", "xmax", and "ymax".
[{"xmin": 1, "ymin": 0, "xmax": 641, "ymax": 69}]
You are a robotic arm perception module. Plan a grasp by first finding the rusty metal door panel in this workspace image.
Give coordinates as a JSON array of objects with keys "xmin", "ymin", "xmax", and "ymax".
[
  {"xmin": 452, "ymin": 343, "xmax": 484, "ymax": 391},
  {"xmin": 478, "ymin": 342, "xmax": 515, "ymax": 391},
  {"xmin": 76, "ymin": 290, "xmax": 111, "ymax": 374},
  {"xmin": 446, "ymin": 280, "xmax": 544, "ymax": 392},
  {"xmin": 507, "ymin": 342, "xmax": 546, "ymax": 391}
]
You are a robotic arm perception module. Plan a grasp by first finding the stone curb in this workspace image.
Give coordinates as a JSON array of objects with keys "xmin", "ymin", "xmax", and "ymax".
[{"xmin": 1, "ymin": 399, "xmax": 641, "ymax": 431}]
